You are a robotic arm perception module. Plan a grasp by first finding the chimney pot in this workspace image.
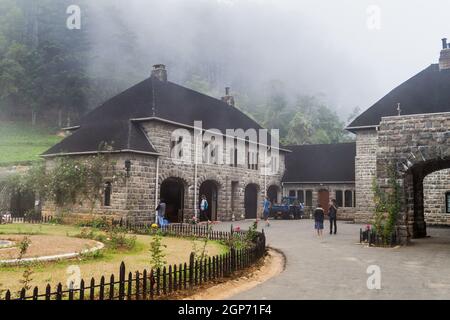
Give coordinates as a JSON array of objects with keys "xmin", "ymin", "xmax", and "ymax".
[
  {"xmin": 439, "ymin": 38, "xmax": 450, "ymax": 71},
  {"xmin": 221, "ymin": 87, "xmax": 235, "ymax": 107},
  {"xmin": 151, "ymin": 64, "xmax": 167, "ymax": 82}
]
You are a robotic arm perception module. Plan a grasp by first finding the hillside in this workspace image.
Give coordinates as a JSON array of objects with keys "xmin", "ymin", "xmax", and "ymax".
[{"xmin": 0, "ymin": 122, "xmax": 62, "ymax": 166}]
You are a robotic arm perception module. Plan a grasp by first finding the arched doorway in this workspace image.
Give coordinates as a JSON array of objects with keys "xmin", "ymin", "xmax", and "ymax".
[
  {"xmin": 318, "ymin": 189, "xmax": 329, "ymax": 214},
  {"xmin": 405, "ymin": 158, "xmax": 450, "ymax": 238},
  {"xmin": 199, "ymin": 180, "xmax": 219, "ymax": 221},
  {"xmin": 244, "ymin": 184, "xmax": 259, "ymax": 219},
  {"xmin": 160, "ymin": 178, "xmax": 184, "ymax": 223},
  {"xmin": 267, "ymin": 185, "xmax": 280, "ymax": 204}
]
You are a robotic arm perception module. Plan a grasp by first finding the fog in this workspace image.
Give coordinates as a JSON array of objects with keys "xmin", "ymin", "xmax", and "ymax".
[{"xmin": 85, "ymin": 0, "xmax": 450, "ymax": 119}]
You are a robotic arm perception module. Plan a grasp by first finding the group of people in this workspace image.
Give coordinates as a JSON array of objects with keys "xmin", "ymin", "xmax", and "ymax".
[
  {"xmin": 155, "ymin": 194, "xmax": 210, "ymax": 226},
  {"xmin": 156, "ymin": 194, "xmax": 339, "ymax": 234},
  {"xmin": 313, "ymin": 199, "xmax": 338, "ymax": 237}
]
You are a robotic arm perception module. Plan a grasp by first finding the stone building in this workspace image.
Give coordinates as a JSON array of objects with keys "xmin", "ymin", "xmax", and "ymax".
[
  {"xmin": 281, "ymin": 143, "xmax": 356, "ymax": 219},
  {"xmin": 346, "ymin": 39, "xmax": 450, "ymax": 240},
  {"xmin": 42, "ymin": 65, "xmax": 287, "ymax": 223}
]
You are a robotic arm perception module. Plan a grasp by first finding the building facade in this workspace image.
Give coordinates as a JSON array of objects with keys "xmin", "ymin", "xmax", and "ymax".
[
  {"xmin": 347, "ymin": 39, "xmax": 450, "ymax": 236},
  {"xmin": 42, "ymin": 65, "xmax": 286, "ymax": 223}
]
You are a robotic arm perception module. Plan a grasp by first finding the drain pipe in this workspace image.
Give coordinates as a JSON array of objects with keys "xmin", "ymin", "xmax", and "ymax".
[
  {"xmin": 154, "ymin": 157, "xmax": 160, "ymax": 224},
  {"xmin": 193, "ymin": 127, "xmax": 199, "ymax": 221}
]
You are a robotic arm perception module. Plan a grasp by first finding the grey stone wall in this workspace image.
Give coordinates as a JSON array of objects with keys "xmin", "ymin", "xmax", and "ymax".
[
  {"xmin": 43, "ymin": 119, "xmax": 286, "ymax": 224},
  {"xmin": 376, "ymin": 112, "xmax": 450, "ymax": 240},
  {"xmin": 283, "ymin": 183, "xmax": 356, "ymax": 220},
  {"xmin": 354, "ymin": 129, "xmax": 378, "ymax": 222},
  {"xmin": 142, "ymin": 120, "xmax": 285, "ymax": 222},
  {"xmin": 423, "ymin": 169, "xmax": 450, "ymax": 225}
]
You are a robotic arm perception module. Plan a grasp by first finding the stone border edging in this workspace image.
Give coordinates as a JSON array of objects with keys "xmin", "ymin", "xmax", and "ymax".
[{"xmin": 0, "ymin": 241, "xmax": 105, "ymax": 265}]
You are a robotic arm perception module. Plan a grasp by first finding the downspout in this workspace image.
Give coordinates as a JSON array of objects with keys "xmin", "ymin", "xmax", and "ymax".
[
  {"xmin": 194, "ymin": 132, "xmax": 198, "ymax": 220},
  {"xmin": 154, "ymin": 157, "xmax": 160, "ymax": 223}
]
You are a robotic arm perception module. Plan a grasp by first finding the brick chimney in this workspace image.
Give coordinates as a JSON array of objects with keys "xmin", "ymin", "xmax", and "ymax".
[
  {"xmin": 151, "ymin": 64, "xmax": 167, "ymax": 82},
  {"xmin": 221, "ymin": 87, "xmax": 235, "ymax": 107},
  {"xmin": 439, "ymin": 38, "xmax": 450, "ymax": 71}
]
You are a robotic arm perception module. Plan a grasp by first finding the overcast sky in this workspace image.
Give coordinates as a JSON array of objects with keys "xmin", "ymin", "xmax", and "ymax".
[{"xmin": 88, "ymin": 0, "xmax": 450, "ymax": 118}]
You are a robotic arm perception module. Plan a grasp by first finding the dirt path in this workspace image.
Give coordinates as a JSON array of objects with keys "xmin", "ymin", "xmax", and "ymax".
[{"xmin": 184, "ymin": 248, "xmax": 285, "ymax": 300}]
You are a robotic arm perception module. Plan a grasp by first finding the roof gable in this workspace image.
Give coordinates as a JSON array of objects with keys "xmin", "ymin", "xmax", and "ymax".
[{"xmin": 347, "ymin": 64, "xmax": 450, "ymax": 130}]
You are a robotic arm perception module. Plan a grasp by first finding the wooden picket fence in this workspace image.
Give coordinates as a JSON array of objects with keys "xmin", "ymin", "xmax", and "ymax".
[{"xmin": 1, "ymin": 220, "xmax": 266, "ymax": 300}]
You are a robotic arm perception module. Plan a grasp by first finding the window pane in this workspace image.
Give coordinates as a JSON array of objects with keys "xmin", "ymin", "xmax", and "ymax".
[
  {"xmin": 335, "ymin": 190, "xmax": 343, "ymax": 207},
  {"xmin": 297, "ymin": 190, "xmax": 304, "ymax": 203},
  {"xmin": 446, "ymin": 192, "xmax": 450, "ymax": 213},
  {"xmin": 305, "ymin": 190, "xmax": 313, "ymax": 206},
  {"xmin": 344, "ymin": 190, "xmax": 353, "ymax": 207},
  {"xmin": 289, "ymin": 190, "xmax": 296, "ymax": 197}
]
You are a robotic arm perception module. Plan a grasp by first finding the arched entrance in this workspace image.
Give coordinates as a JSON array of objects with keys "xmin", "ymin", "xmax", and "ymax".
[
  {"xmin": 318, "ymin": 189, "xmax": 330, "ymax": 214},
  {"xmin": 405, "ymin": 158, "xmax": 450, "ymax": 238},
  {"xmin": 244, "ymin": 184, "xmax": 259, "ymax": 219},
  {"xmin": 160, "ymin": 178, "xmax": 184, "ymax": 223},
  {"xmin": 199, "ymin": 180, "xmax": 219, "ymax": 221},
  {"xmin": 267, "ymin": 185, "xmax": 280, "ymax": 204}
]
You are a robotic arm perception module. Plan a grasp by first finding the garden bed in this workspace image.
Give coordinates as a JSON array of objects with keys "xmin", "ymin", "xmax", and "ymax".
[{"xmin": 0, "ymin": 223, "xmax": 226, "ymax": 294}]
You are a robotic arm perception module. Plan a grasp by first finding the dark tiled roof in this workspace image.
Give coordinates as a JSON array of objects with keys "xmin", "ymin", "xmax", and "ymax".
[
  {"xmin": 282, "ymin": 143, "xmax": 356, "ymax": 183},
  {"xmin": 347, "ymin": 64, "xmax": 450, "ymax": 130},
  {"xmin": 43, "ymin": 77, "xmax": 272, "ymax": 156}
]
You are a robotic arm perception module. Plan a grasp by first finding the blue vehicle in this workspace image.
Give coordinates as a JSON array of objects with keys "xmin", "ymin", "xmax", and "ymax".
[{"xmin": 269, "ymin": 196, "xmax": 304, "ymax": 219}]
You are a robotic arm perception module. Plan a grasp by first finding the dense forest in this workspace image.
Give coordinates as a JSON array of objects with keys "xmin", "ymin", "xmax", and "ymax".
[{"xmin": 0, "ymin": 0, "xmax": 355, "ymax": 144}]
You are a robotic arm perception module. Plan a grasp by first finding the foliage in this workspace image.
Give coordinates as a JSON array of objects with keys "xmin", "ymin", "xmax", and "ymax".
[
  {"xmin": 372, "ymin": 165, "xmax": 402, "ymax": 244},
  {"xmin": 76, "ymin": 217, "xmax": 110, "ymax": 230},
  {"xmin": 245, "ymin": 221, "xmax": 259, "ymax": 243},
  {"xmin": 106, "ymin": 227, "xmax": 136, "ymax": 250},
  {"xmin": 18, "ymin": 265, "xmax": 34, "ymax": 294},
  {"xmin": 191, "ymin": 225, "xmax": 212, "ymax": 262},
  {"xmin": 5, "ymin": 148, "xmax": 124, "ymax": 213},
  {"xmin": 17, "ymin": 236, "xmax": 31, "ymax": 260},
  {"xmin": 149, "ymin": 229, "xmax": 166, "ymax": 270}
]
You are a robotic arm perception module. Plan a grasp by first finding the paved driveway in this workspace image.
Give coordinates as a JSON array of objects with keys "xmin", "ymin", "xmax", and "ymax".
[{"xmin": 212, "ymin": 219, "xmax": 450, "ymax": 299}]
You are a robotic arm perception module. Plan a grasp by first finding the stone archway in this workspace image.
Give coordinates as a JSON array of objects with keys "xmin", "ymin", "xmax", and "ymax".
[
  {"xmin": 160, "ymin": 177, "xmax": 185, "ymax": 223},
  {"xmin": 244, "ymin": 183, "xmax": 259, "ymax": 219},
  {"xmin": 404, "ymin": 158, "xmax": 450, "ymax": 239},
  {"xmin": 267, "ymin": 185, "xmax": 280, "ymax": 204},
  {"xmin": 199, "ymin": 180, "xmax": 219, "ymax": 221}
]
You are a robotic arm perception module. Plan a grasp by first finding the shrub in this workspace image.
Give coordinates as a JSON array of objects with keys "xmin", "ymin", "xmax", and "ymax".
[{"xmin": 149, "ymin": 230, "xmax": 166, "ymax": 270}]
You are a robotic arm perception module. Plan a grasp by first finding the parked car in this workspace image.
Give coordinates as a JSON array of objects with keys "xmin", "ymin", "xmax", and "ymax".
[{"xmin": 269, "ymin": 196, "xmax": 304, "ymax": 219}]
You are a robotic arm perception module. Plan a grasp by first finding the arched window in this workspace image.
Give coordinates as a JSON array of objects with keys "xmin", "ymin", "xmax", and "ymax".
[
  {"xmin": 344, "ymin": 190, "xmax": 353, "ymax": 207},
  {"xmin": 104, "ymin": 182, "xmax": 112, "ymax": 207}
]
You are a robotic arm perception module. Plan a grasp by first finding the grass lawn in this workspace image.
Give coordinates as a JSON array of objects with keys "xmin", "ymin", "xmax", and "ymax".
[
  {"xmin": 0, "ymin": 224, "xmax": 227, "ymax": 294},
  {"xmin": 0, "ymin": 121, "xmax": 62, "ymax": 166}
]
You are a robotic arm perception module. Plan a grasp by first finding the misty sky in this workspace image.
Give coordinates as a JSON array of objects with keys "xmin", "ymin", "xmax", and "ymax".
[{"xmin": 87, "ymin": 0, "xmax": 450, "ymax": 120}]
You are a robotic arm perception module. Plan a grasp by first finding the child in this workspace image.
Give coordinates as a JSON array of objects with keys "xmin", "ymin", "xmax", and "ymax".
[{"xmin": 313, "ymin": 203, "xmax": 324, "ymax": 237}]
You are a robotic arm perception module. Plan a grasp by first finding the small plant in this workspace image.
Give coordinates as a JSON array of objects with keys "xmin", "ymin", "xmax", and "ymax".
[
  {"xmin": 18, "ymin": 265, "xmax": 34, "ymax": 294},
  {"xmin": 149, "ymin": 229, "xmax": 166, "ymax": 270},
  {"xmin": 371, "ymin": 164, "xmax": 401, "ymax": 245},
  {"xmin": 17, "ymin": 237, "xmax": 32, "ymax": 260},
  {"xmin": 107, "ymin": 227, "xmax": 136, "ymax": 250},
  {"xmin": 191, "ymin": 225, "xmax": 212, "ymax": 262}
]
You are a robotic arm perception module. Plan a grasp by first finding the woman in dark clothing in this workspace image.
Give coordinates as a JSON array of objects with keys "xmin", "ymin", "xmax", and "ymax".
[
  {"xmin": 329, "ymin": 199, "xmax": 338, "ymax": 235},
  {"xmin": 313, "ymin": 204, "xmax": 325, "ymax": 238}
]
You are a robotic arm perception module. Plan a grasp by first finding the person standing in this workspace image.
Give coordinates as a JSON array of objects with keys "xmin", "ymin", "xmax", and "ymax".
[
  {"xmin": 263, "ymin": 196, "xmax": 271, "ymax": 227},
  {"xmin": 313, "ymin": 203, "xmax": 324, "ymax": 238},
  {"xmin": 199, "ymin": 195, "xmax": 210, "ymax": 223},
  {"xmin": 328, "ymin": 199, "xmax": 338, "ymax": 235},
  {"xmin": 156, "ymin": 199, "xmax": 166, "ymax": 226}
]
